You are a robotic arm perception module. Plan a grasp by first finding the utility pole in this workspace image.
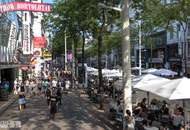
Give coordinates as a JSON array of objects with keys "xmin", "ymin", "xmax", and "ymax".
[
  {"xmin": 139, "ymin": 20, "xmax": 142, "ymax": 76},
  {"xmin": 65, "ymin": 29, "xmax": 67, "ymax": 71},
  {"xmin": 122, "ymin": 0, "xmax": 132, "ymax": 130}
]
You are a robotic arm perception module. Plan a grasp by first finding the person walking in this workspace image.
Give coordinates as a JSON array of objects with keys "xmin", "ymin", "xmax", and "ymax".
[
  {"xmin": 18, "ymin": 82, "xmax": 26, "ymax": 111},
  {"xmin": 56, "ymin": 86, "xmax": 62, "ymax": 111},
  {"xmin": 25, "ymin": 79, "xmax": 29, "ymax": 97},
  {"xmin": 46, "ymin": 87, "xmax": 51, "ymax": 106},
  {"xmin": 49, "ymin": 86, "xmax": 58, "ymax": 120},
  {"xmin": 14, "ymin": 78, "xmax": 18, "ymax": 95}
]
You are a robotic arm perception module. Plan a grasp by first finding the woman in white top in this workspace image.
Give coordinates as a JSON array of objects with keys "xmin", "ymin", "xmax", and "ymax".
[{"xmin": 14, "ymin": 78, "xmax": 18, "ymax": 95}]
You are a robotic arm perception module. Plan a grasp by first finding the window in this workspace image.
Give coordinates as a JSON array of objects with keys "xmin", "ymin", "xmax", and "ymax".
[{"xmin": 170, "ymin": 31, "xmax": 174, "ymax": 40}]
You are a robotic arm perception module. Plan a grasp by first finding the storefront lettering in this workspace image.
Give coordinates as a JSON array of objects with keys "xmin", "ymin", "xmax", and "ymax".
[{"xmin": 0, "ymin": 2, "xmax": 51, "ymax": 13}]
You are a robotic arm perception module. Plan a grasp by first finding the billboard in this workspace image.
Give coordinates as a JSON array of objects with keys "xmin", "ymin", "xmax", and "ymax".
[
  {"xmin": 32, "ymin": 36, "xmax": 46, "ymax": 48},
  {"xmin": 0, "ymin": 2, "xmax": 51, "ymax": 13}
]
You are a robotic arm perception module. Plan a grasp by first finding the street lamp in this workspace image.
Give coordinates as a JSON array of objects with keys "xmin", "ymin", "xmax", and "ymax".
[
  {"xmin": 139, "ymin": 20, "xmax": 142, "ymax": 76},
  {"xmin": 65, "ymin": 29, "xmax": 67, "ymax": 71}
]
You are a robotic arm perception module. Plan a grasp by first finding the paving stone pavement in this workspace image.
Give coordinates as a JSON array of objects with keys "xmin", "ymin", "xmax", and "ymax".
[{"xmin": 0, "ymin": 89, "xmax": 119, "ymax": 130}]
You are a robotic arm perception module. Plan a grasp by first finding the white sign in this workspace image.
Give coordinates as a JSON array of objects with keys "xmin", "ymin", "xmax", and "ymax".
[
  {"xmin": 8, "ymin": 22, "xmax": 17, "ymax": 49},
  {"xmin": 22, "ymin": 23, "xmax": 31, "ymax": 54}
]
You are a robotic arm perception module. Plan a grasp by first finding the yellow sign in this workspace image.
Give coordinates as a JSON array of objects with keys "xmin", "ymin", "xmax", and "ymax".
[{"xmin": 42, "ymin": 49, "xmax": 52, "ymax": 58}]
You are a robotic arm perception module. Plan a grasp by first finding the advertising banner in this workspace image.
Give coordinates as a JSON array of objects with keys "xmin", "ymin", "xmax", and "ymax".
[
  {"xmin": 32, "ymin": 36, "xmax": 46, "ymax": 48},
  {"xmin": 0, "ymin": 2, "xmax": 51, "ymax": 13},
  {"xmin": 8, "ymin": 22, "xmax": 17, "ymax": 49},
  {"xmin": 22, "ymin": 23, "xmax": 31, "ymax": 54}
]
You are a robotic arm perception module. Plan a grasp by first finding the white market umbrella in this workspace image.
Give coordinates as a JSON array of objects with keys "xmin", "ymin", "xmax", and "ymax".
[
  {"xmin": 149, "ymin": 77, "xmax": 190, "ymax": 121},
  {"xmin": 141, "ymin": 68, "xmax": 158, "ymax": 74},
  {"xmin": 151, "ymin": 68, "xmax": 177, "ymax": 77},
  {"xmin": 133, "ymin": 74, "xmax": 171, "ymax": 104},
  {"xmin": 133, "ymin": 74, "xmax": 170, "ymax": 90},
  {"xmin": 102, "ymin": 69, "xmax": 122, "ymax": 78},
  {"xmin": 87, "ymin": 67, "xmax": 98, "ymax": 72},
  {"xmin": 150, "ymin": 77, "xmax": 190, "ymax": 100}
]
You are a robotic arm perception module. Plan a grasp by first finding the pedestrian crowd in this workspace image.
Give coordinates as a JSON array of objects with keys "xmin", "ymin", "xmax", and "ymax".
[{"xmin": 13, "ymin": 69, "xmax": 76, "ymax": 120}]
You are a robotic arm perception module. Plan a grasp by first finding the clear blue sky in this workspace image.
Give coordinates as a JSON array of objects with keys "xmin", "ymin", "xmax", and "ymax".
[{"xmin": 43, "ymin": 0, "xmax": 53, "ymax": 4}]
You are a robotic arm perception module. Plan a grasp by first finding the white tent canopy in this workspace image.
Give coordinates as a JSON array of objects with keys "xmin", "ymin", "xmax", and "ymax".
[
  {"xmin": 87, "ymin": 66, "xmax": 122, "ymax": 77},
  {"xmin": 133, "ymin": 74, "xmax": 171, "ymax": 92},
  {"xmin": 151, "ymin": 68, "xmax": 177, "ymax": 77},
  {"xmin": 87, "ymin": 67, "xmax": 98, "ymax": 72},
  {"xmin": 148, "ymin": 77, "xmax": 190, "ymax": 100},
  {"xmin": 141, "ymin": 68, "xmax": 158, "ymax": 74}
]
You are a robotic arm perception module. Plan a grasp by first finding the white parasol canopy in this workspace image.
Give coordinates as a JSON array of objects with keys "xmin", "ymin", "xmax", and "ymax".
[
  {"xmin": 141, "ymin": 68, "xmax": 158, "ymax": 74},
  {"xmin": 133, "ymin": 74, "xmax": 171, "ymax": 92},
  {"xmin": 151, "ymin": 68, "xmax": 177, "ymax": 77},
  {"xmin": 149, "ymin": 77, "xmax": 190, "ymax": 100},
  {"xmin": 87, "ymin": 67, "xmax": 98, "ymax": 72}
]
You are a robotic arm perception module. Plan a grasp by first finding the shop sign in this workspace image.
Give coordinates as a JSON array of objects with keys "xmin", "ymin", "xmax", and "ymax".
[
  {"xmin": 32, "ymin": 36, "xmax": 46, "ymax": 48},
  {"xmin": 42, "ymin": 49, "xmax": 51, "ymax": 58},
  {"xmin": 0, "ymin": 2, "xmax": 51, "ymax": 13},
  {"xmin": 22, "ymin": 23, "xmax": 31, "ymax": 54}
]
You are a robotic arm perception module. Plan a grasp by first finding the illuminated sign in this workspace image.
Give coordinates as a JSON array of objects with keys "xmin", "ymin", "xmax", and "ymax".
[{"xmin": 0, "ymin": 2, "xmax": 51, "ymax": 13}]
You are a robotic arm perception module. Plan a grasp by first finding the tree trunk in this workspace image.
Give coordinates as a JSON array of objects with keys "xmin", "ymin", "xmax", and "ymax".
[
  {"xmin": 98, "ymin": 34, "xmax": 103, "ymax": 109},
  {"xmin": 150, "ymin": 42, "xmax": 153, "ymax": 68},
  {"xmin": 97, "ymin": 8, "xmax": 106, "ymax": 110},
  {"xmin": 82, "ymin": 33, "xmax": 85, "ymax": 87},
  {"xmin": 122, "ymin": 0, "xmax": 132, "ymax": 130},
  {"xmin": 183, "ymin": 29, "xmax": 187, "ymax": 76},
  {"xmin": 98, "ymin": 35, "xmax": 103, "ymax": 85}
]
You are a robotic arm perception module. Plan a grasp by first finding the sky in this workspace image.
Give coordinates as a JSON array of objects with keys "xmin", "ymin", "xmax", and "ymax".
[{"xmin": 43, "ymin": 0, "xmax": 53, "ymax": 4}]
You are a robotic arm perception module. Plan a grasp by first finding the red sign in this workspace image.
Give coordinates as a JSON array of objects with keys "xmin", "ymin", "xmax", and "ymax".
[
  {"xmin": 0, "ymin": 2, "xmax": 51, "ymax": 13},
  {"xmin": 32, "ymin": 36, "xmax": 46, "ymax": 48}
]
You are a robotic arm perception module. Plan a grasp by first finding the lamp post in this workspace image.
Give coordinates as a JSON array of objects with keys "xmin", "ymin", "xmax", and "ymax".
[
  {"xmin": 139, "ymin": 20, "xmax": 142, "ymax": 76},
  {"xmin": 65, "ymin": 29, "xmax": 67, "ymax": 71}
]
